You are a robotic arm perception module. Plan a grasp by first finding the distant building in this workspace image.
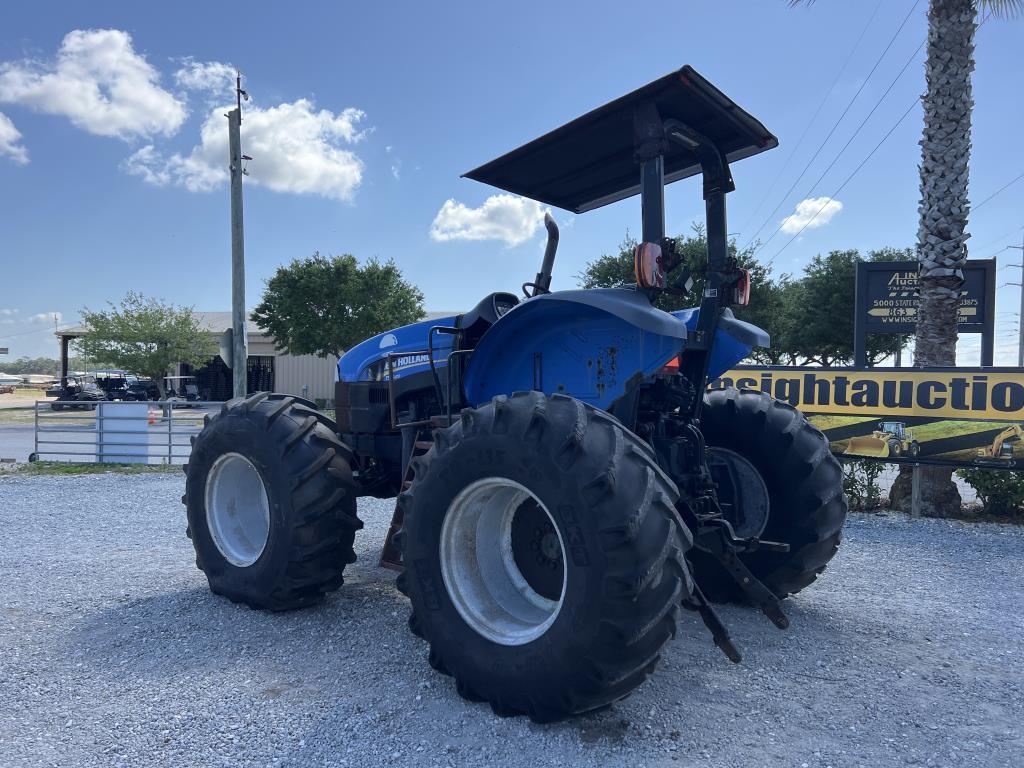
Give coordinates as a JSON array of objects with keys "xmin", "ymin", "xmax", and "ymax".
[{"xmin": 56, "ymin": 310, "xmax": 454, "ymax": 403}]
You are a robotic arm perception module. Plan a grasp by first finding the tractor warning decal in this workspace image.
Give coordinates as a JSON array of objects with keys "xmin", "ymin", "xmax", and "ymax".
[{"xmin": 709, "ymin": 366, "xmax": 1024, "ymax": 469}]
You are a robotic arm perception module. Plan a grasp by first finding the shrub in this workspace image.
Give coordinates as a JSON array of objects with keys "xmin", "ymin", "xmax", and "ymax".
[
  {"xmin": 841, "ymin": 459, "xmax": 885, "ymax": 511},
  {"xmin": 956, "ymin": 468, "xmax": 1024, "ymax": 519}
]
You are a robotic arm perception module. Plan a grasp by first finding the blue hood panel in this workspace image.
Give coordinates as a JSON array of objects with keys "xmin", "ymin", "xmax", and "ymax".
[{"xmin": 338, "ymin": 315, "xmax": 458, "ymax": 382}]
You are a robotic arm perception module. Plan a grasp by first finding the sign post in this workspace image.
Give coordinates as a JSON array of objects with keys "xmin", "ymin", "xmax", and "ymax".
[{"xmin": 854, "ymin": 260, "xmax": 996, "ymax": 367}]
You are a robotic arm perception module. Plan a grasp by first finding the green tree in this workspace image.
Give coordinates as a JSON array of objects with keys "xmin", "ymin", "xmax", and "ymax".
[
  {"xmin": 778, "ymin": 248, "xmax": 912, "ymax": 366},
  {"xmin": 252, "ymin": 253, "xmax": 425, "ymax": 359},
  {"xmin": 0, "ymin": 357, "xmax": 60, "ymax": 376},
  {"xmin": 77, "ymin": 292, "xmax": 215, "ymax": 396},
  {"xmin": 0, "ymin": 356, "xmax": 121, "ymax": 377},
  {"xmin": 791, "ymin": 0, "xmax": 1024, "ymax": 515},
  {"xmin": 577, "ymin": 225, "xmax": 789, "ymax": 364}
]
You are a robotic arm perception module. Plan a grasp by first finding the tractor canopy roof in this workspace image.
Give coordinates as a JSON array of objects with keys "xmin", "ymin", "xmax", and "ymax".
[{"xmin": 464, "ymin": 65, "xmax": 777, "ymax": 214}]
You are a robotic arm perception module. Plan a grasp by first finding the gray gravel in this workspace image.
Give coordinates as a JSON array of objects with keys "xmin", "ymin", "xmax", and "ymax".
[{"xmin": 0, "ymin": 473, "xmax": 1021, "ymax": 768}]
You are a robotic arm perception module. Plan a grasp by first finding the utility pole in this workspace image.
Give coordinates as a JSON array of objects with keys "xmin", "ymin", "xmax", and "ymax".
[
  {"xmin": 1009, "ymin": 234, "xmax": 1024, "ymax": 367},
  {"xmin": 228, "ymin": 72, "xmax": 250, "ymax": 399}
]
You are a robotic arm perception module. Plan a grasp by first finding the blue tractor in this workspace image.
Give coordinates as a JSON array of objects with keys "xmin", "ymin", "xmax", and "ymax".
[{"xmin": 184, "ymin": 67, "xmax": 847, "ymax": 722}]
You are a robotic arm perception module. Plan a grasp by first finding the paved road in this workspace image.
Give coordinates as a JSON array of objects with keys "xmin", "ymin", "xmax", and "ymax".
[
  {"xmin": 0, "ymin": 423, "xmax": 34, "ymax": 462},
  {"xmin": 0, "ymin": 473, "xmax": 1020, "ymax": 767}
]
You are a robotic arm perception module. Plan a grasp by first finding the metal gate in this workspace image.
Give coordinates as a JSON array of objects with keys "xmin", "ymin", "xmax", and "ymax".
[{"xmin": 32, "ymin": 400, "xmax": 218, "ymax": 465}]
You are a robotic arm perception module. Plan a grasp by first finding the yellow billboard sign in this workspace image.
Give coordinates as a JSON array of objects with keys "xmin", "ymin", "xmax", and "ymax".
[{"xmin": 709, "ymin": 368, "xmax": 1024, "ymax": 421}]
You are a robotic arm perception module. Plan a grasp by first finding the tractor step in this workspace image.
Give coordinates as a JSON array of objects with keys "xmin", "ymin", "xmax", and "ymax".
[{"xmin": 379, "ymin": 430, "xmax": 434, "ymax": 571}]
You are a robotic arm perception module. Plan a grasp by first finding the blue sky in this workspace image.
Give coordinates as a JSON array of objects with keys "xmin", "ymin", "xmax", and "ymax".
[{"xmin": 0, "ymin": 1, "xmax": 1021, "ymax": 361}]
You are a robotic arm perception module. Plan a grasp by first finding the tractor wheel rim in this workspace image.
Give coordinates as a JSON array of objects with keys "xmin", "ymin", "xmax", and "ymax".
[
  {"xmin": 440, "ymin": 478, "xmax": 566, "ymax": 646},
  {"xmin": 205, "ymin": 452, "xmax": 271, "ymax": 568}
]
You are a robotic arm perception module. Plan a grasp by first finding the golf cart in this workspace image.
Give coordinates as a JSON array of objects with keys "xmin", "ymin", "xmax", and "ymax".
[
  {"xmin": 50, "ymin": 375, "xmax": 107, "ymax": 410},
  {"xmin": 93, "ymin": 370, "xmax": 160, "ymax": 401},
  {"xmin": 127, "ymin": 376, "xmax": 160, "ymax": 401},
  {"xmin": 93, "ymin": 370, "xmax": 135, "ymax": 401},
  {"xmin": 164, "ymin": 375, "xmax": 201, "ymax": 406}
]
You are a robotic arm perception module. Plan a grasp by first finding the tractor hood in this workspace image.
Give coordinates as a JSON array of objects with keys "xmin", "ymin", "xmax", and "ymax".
[{"xmin": 338, "ymin": 314, "xmax": 458, "ymax": 383}]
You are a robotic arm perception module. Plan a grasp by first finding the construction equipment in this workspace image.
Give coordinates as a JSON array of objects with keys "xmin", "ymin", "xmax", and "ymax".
[
  {"xmin": 975, "ymin": 424, "xmax": 1022, "ymax": 466},
  {"xmin": 183, "ymin": 67, "xmax": 847, "ymax": 722},
  {"xmin": 846, "ymin": 421, "xmax": 920, "ymax": 458}
]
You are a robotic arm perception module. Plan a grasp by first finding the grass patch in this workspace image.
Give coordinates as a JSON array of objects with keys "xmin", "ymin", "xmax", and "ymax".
[
  {"xmin": 1, "ymin": 461, "xmax": 181, "ymax": 476},
  {"xmin": 0, "ymin": 407, "xmax": 36, "ymax": 424}
]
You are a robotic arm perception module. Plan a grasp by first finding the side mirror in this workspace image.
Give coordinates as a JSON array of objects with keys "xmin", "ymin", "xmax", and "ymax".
[{"xmin": 634, "ymin": 242, "xmax": 666, "ymax": 290}]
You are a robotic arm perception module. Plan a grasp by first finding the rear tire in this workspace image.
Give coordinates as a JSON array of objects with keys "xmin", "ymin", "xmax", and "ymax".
[
  {"xmin": 184, "ymin": 392, "xmax": 362, "ymax": 610},
  {"xmin": 693, "ymin": 389, "xmax": 846, "ymax": 602},
  {"xmin": 397, "ymin": 391, "xmax": 693, "ymax": 722}
]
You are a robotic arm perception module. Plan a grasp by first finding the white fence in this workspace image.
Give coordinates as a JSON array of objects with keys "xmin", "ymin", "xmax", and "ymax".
[{"xmin": 31, "ymin": 400, "xmax": 218, "ymax": 465}]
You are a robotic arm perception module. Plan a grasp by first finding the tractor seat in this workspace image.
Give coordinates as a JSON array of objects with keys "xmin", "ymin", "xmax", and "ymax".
[{"xmin": 459, "ymin": 292, "xmax": 520, "ymax": 346}]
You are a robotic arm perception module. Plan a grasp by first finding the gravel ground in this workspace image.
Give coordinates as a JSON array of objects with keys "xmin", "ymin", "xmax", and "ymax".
[{"xmin": 0, "ymin": 473, "xmax": 1021, "ymax": 768}]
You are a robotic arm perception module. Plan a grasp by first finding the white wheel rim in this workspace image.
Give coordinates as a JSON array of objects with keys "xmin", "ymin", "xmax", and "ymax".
[
  {"xmin": 439, "ymin": 478, "xmax": 566, "ymax": 646},
  {"xmin": 205, "ymin": 452, "xmax": 271, "ymax": 567}
]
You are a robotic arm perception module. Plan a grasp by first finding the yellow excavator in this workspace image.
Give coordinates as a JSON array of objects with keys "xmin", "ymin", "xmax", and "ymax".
[
  {"xmin": 846, "ymin": 421, "xmax": 921, "ymax": 459},
  {"xmin": 974, "ymin": 424, "xmax": 1023, "ymax": 466}
]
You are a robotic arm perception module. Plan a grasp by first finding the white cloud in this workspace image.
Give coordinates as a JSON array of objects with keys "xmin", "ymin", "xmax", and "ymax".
[
  {"xmin": 173, "ymin": 58, "xmax": 236, "ymax": 100},
  {"xmin": 29, "ymin": 312, "xmax": 62, "ymax": 323},
  {"xmin": 0, "ymin": 29, "xmax": 186, "ymax": 140},
  {"xmin": 430, "ymin": 194, "xmax": 547, "ymax": 247},
  {"xmin": 125, "ymin": 99, "xmax": 367, "ymax": 200},
  {"xmin": 780, "ymin": 196, "xmax": 843, "ymax": 235},
  {"xmin": 0, "ymin": 308, "xmax": 19, "ymax": 316},
  {"xmin": 0, "ymin": 112, "xmax": 28, "ymax": 164},
  {"xmin": 122, "ymin": 144, "xmax": 170, "ymax": 185}
]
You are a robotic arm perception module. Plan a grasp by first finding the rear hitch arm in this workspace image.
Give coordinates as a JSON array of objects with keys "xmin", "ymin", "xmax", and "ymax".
[
  {"xmin": 685, "ymin": 584, "xmax": 742, "ymax": 664},
  {"xmin": 696, "ymin": 518, "xmax": 791, "ymax": 630}
]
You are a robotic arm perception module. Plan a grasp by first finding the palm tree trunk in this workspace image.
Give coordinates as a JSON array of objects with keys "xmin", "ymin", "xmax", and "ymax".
[{"xmin": 910, "ymin": 0, "xmax": 976, "ymax": 516}]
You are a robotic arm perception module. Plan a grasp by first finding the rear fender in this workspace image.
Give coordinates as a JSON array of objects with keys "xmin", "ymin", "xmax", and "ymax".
[{"xmin": 463, "ymin": 288, "xmax": 685, "ymax": 410}]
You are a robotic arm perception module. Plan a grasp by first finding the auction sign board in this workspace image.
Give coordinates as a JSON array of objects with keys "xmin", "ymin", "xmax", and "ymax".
[
  {"xmin": 709, "ymin": 366, "xmax": 1024, "ymax": 469},
  {"xmin": 853, "ymin": 260, "xmax": 995, "ymax": 366}
]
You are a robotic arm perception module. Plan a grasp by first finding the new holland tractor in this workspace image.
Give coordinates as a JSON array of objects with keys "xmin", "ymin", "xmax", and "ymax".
[{"xmin": 183, "ymin": 66, "xmax": 847, "ymax": 722}]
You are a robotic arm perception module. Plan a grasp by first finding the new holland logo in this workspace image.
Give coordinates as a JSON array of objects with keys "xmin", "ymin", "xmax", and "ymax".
[{"xmin": 379, "ymin": 334, "xmax": 398, "ymax": 349}]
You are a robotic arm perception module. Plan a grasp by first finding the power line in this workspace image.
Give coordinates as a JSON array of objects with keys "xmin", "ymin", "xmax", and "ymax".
[
  {"xmin": 737, "ymin": 0, "xmax": 885, "ymax": 235},
  {"xmin": 759, "ymin": 8, "xmax": 1000, "ymax": 269},
  {"xmin": 742, "ymin": 0, "xmax": 922, "ymax": 250},
  {"xmin": 0, "ymin": 322, "xmax": 74, "ymax": 341},
  {"xmin": 764, "ymin": 97, "xmax": 920, "ymax": 268},
  {"xmin": 753, "ymin": 36, "xmax": 925, "ymax": 257},
  {"xmin": 972, "ymin": 171, "xmax": 1024, "ymax": 213},
  {"xmin": 974, "ymin": 224, "xmax": 1024, "ymax": 254}
]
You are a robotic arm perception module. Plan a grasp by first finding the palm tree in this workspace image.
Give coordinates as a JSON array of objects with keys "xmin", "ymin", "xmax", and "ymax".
[{"xmin": 789, "ymin": 0, "xmax": 1021, "ymax": 515}]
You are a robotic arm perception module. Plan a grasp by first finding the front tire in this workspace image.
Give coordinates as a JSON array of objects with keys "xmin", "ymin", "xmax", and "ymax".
[
  {"xmin": 184, "ymin": 392, "xmax": 362, "ymax": 610},
  {"xmin": 397, "ymin": 392, "xmax": 693, "ymax": 722},
  {"xmin": 694, "ymin": 389, "xmax": 847, "ymax": 602}
]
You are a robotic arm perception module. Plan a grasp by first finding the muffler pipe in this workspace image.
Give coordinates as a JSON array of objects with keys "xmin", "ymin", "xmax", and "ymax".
[{"xmin": 531, "ymin": 212, "xmax": 559, "ymax": 296}]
